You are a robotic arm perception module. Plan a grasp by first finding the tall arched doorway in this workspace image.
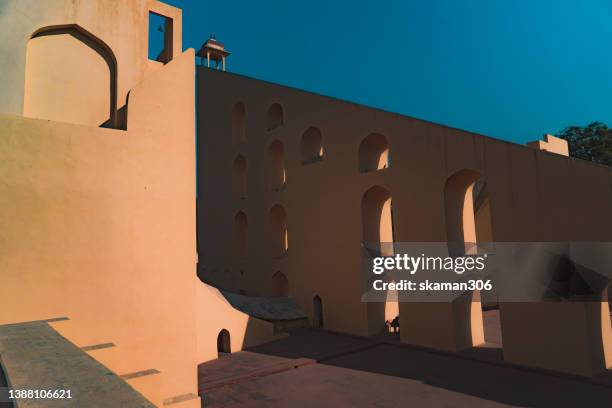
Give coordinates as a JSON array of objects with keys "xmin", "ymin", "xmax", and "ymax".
[
  {"xmin": 362, "ymin": 185, "xmax": 397, "ymax": 335},
  {"xmin": 313, "ymin": 295, "xmax": 323, "ymax": 328},
  {"xmin": 444, "ymin": 169, "xmax": 494, "ymax": 347},
  {"xmin": 444, "ymin": 169, "xmax": 493, "ymax": 256},
  {"xmin": 362, "ymin": 185, "xmax": 394, "ymax": 256},
  {"xmin": 217, "ymin": 329, "xmax": 231, "ymax": 354},
  {"xmin": 271, "ymin": 271, "xmax": 289, "ymax": 297}
]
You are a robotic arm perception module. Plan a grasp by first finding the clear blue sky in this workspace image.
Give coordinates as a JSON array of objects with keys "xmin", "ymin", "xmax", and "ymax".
[{"xmin": 159, "ymin": 0, "xmax": 612, "ymax": 144}]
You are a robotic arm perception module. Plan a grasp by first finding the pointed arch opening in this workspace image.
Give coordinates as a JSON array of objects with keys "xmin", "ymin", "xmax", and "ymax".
[
  {"xmin": 269, "ymin": 204, "xmax": 288, "ymax": 258},
  {"xmin": 234, "ymin": 211, "xmax": 248, "ymax": 258},
  {"xmin": 268, "ymin": 140, "xmax": 286, "ymax": 191},
  {"xmin": 301, "ymin": 127, "xmax": 324, "ymax": 165},
  {"xmin": 359, "ymin": 133, "xmax": 390, "ymax": 173},
  {"xmin": 232, "ymin": 101, "xmax": 246, "ymax": 144},
  {"xmin": 271, "ymin": 271, "xmax": 289, "ymax": 297},
  {"xmin": 232, "ymin": 155, "xmax": 247, "ymax": 199},
  {"xmin": 24, "ymin": 24, "xmax": 118, "ymax": 128},
  {"xmin": 267, "ymin": 103, "xmax": 284, "ymax": 131}
]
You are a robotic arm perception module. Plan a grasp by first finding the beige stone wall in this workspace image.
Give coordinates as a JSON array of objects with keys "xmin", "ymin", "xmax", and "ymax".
[
  {"xmin": 527, "ymin": 134, "xmax": 570, "ymax": 156},
  {"xmin": 0, "ymin": 0, "xmax": 182, "ymax": 123},
  {"xmin": 0, "ymin": 1, "xmax": 202, "ymax": 406},
  {"xmin": 196, "ymin": 284, "xmax": 283, "ymax": 363},
  {"xmin": 0, "ymin": 2, "xmax": 282, "ymax": 405},
  {"xmin": 196, "ymin": 68, "xmax": 612, "ymax": 341},
  {"xmin": 0, "ymin": 48, "xmax": 198, "ymax": 406}
]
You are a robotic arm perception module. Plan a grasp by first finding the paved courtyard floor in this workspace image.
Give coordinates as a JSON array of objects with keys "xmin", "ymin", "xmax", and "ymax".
[{"xmin": 198, "ymin": 310, "xmax": 612, "ymax": 407}]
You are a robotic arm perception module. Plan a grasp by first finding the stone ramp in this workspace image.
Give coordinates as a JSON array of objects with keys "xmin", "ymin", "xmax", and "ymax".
[
  {"xmin": 220, "ymin": 291, "xmax": 308, "ymax": 329},
  {"xmin": 0, "ymin": 321, "xmax": 154, "ymax": 407}
]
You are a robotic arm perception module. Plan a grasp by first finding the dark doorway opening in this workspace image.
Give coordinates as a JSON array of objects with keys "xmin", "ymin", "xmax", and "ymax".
[
  {"xmin": 313, "ymin": 296, "xmax": 324, "ymax": 329},
  {"xmin": 217, "ymin": 329, "xmax": 231, "ymax": 355}
]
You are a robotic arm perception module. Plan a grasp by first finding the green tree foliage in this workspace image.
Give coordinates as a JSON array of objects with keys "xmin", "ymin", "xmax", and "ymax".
[{"xmin": 555, "ymin": 122, "xmax": 612, "ymax": 166}]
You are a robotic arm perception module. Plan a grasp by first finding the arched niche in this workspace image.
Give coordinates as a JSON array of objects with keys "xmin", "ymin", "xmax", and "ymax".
[
  {"xmin": 267, "ymin": 103, "xmax": 283, "ymax": 131},
  {"xmin": 359, "ymin": 133, "xmax": 390, "ymax": 173},
  {"xmin": 301, "ymin": 127, "xmax": 324, "ymax": 165},
  {"xmin": 232, "ymin": 155, "xmax": 247, "ymax": 199},
  {"xmin": 271, "ymin": 271, "xmax": 289, "ymax": 297},
  {"xmin": 268, "ymin": 140, "xmax": 286, "ymax": 191},
  {"xmin": 232, "ymin": 102, "xmax": 246, "ymax": 144},
  {"xmin": 269, "ymin": 204, "xmax": 288, "ymax": 258},
  {"xmin": 234, "ymin": 211, "xmax": 248, "ymax": 258}
]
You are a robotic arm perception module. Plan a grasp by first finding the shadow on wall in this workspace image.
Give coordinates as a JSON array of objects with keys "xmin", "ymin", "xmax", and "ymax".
[{"xmin": 241, "ymin": 317, "xmax": 279, "ymax": 351}]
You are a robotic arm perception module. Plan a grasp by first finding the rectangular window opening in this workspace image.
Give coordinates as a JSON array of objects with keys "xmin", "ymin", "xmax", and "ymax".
[{"xmin": 148, "ymin": 11, "xmax": 173, "ymax": 63}]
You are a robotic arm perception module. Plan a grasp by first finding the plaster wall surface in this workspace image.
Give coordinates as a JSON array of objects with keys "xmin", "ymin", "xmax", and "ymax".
[
  {"xmin": 196, "ymin": 284, "xmax": 283, "ymax": 363},
  {"xmin": 196, "ymin": 68, "xmax": 612, "ymax": 342},
  {"xmin": 0, "ymin": 0, "xmax": 182, "ymax": 122},
  {"xmin": 0, "ymin": 3, "xmax": 281, "ymax": 404},
  {"xmin": 0, "ymin": 1, "xmax": 203, "ymax": 405},
  {"xmin": 0, "ymin": 48, "xmax": 198, "ymax": 405},
  {"xmin": 527, "ymin": 134, "xmax": 570, "ymax": 156}
]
